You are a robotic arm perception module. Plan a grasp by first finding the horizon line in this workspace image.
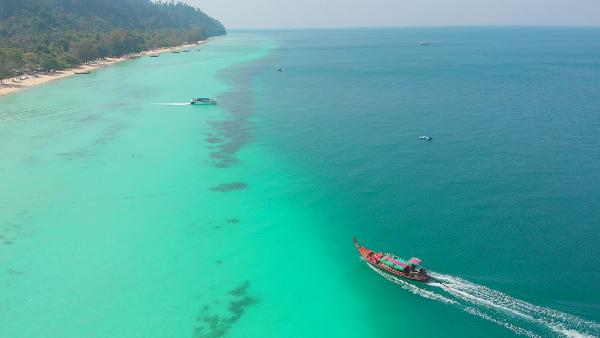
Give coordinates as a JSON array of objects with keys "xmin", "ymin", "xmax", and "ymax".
[{"xmin": 226, "ymin": 24, "xmax": 600, "ymax": 31}]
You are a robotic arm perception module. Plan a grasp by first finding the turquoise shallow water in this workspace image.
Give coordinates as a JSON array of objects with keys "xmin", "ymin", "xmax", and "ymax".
[{"xmin": 1, "ymin": 28, "xmax": 600, "ymax": 337}]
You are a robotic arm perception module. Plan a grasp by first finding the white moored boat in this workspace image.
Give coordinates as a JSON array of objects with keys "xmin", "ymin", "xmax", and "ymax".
[{"xmin": 191, "ymin": 97, "xmax": 217, "ymax": 105}]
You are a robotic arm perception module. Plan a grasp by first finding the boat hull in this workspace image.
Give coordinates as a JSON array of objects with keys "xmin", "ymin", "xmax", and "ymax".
[
  {"xmin": 354, "ymin": 238, "xmax": 430, "ymax": 282},
  {"xmin": 366, "ymin": 260, "xmax": 429, "ymax": 282},
  {"xmin": 191, "ymin": 101, "xmax": 216, "ymax": 105}
]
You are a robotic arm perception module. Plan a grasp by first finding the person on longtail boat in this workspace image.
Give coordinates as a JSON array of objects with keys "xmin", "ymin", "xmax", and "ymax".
[{"xmin": 366, "ymin": 252, "xmax": 377, "ymax": 264}]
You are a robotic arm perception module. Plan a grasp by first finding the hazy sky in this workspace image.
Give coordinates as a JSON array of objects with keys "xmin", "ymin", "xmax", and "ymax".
[{"xmin": 188, "ymin": 0, "xmax": 600, "ymax": 29}]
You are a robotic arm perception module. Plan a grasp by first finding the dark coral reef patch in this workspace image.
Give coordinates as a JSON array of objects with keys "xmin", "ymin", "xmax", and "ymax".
[
  {"xmin": 210, "ymin": 182, "xmax": 248, "ymax": 192},
  {"xmin": 194, "ymin": 281, "xmax": 259, "ymax": 338}
]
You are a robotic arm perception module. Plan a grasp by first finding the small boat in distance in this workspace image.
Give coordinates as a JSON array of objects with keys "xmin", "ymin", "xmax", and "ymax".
[
  {"xmin": 191, "ymin": 97, "xmax": 217, "ymax": 105},
  {"xmin": 74, "ymin": 71, "xmax": 91, "ymax": 75},
  {"xmin": 354, "ymin": 238, "xmax": 430, "ymax": 282},
  {"xmin": 276, "ymin": 68, "xmax": 283, "ymax": 72},
  {"xmin": 419, "ymin": 41, "xmax": 431, "ymax": 46},
  {"xmin": 419, "ymin": 136, "xmax": 433, "ymax": 141},
  {"xmin": 149, "ymin": 55, "xmax": 159, "ymax": 58},
  {"xmin": 172, "ymin": 51, "xmax": 181, "ymax": 54},
  {"xmin": 182, "ymin": 50, "xmax": 191, "ymax": 53}
]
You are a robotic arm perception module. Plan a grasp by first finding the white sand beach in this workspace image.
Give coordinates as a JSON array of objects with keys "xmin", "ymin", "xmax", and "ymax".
[{"xmin": 0, "ymin": 42, "xmax": 202, "ymax": 97}]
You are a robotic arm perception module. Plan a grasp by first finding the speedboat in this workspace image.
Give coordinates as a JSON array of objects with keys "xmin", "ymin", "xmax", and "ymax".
[
  {"xmin": 419, "ymin": 136, "xmax": 433, "ymax": 140},
  {"xmin": 191, "ymin": 97, "xmax": 217, "ymax": 105},
  {"xmin": 354, "ymin": 238, "xmax": 430, "ymax": 282}
]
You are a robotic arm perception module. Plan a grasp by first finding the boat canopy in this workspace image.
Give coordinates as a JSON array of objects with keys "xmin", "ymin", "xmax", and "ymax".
[
  {"xmin": 409, "ymin": 257, "xmax": 422, "ymax": 265},
  {"xmin": 383, "ymin": 256, "xmax": 408, "ymax": 268},
  {"xmin": 381, "ymin": 259, "xmax": 405, "ymax": 271},
  {"xmin": 381, "ymin": 255, "xmax": 423, "ymax": 270}
]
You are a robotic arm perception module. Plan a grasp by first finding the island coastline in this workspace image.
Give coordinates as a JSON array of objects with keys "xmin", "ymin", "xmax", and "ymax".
[{"xmin": 0, "ymin": 41, "xmax": 205, "ymax": 97}]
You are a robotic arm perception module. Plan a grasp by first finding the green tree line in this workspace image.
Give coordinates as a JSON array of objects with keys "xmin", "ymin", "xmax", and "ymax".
[{"xmin": 0, "ymin": 0, "xmax": 226, "ymax": 79}]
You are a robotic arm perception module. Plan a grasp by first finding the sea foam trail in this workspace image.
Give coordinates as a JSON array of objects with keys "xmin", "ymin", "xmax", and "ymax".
[
  {"xmin": 431, "ymin": 273, "xmax": 600, "ymax": 338},
  {"xmin": 365, "ymin": 263, "xmax": 538, "ymax": 337},
  {"xmin": 362, "ymin": 258, "xmax": 600, "ymax": 337},
  {"xmin": 151, "ymin": 102, "xmax": 191, "ymax": 106}
]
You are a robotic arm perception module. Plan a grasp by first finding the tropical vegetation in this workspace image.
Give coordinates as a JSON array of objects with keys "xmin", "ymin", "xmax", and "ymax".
[{"xmin": 0, "ymin": 0, "xmax": 226, "ymax": 79}]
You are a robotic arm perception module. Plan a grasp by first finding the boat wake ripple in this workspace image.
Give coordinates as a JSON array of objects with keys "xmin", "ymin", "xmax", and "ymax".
[
  {"xmin": 365, "ymin": 263, "xmax": 456, "ymax": 305},
  {"xmin": 152, "ymin": 102, "xmax": 191, "ymax": 106},
  {"xmin": 362, "ymin": 258, "xmax": 600, "ymax": 337}
]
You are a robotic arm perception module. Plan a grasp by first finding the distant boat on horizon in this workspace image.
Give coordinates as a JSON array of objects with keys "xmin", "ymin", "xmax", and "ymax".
[
  {"xmin": 172, "ymin": 51, "xmax": 181, "ymax": 54},
  {"xmin": 419, "ymin": 41, "xmax": 431, "ymax": 46},
  {"xmin": 149, "ymin": 54, "xmax": 159, "ymax": 58},
  {"xmin": 74, "ymin": 71, "xmax": 91, "ymax": 75}
]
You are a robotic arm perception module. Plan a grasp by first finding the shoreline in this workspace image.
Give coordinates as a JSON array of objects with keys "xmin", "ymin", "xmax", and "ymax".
[{"xmin": 0, "ymin": 41, "xmax": 205, "ymax": 97}]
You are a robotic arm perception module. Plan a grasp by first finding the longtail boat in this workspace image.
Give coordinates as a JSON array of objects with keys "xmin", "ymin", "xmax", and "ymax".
[{"xmin": 354, "ymin": 238, "xmax": 430, "ymax": 282}]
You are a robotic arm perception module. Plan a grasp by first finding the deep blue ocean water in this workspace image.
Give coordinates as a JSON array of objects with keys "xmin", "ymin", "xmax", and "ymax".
[{"xmin": 250, "ymin": 27, "xmax": 600, "ymax": 336}]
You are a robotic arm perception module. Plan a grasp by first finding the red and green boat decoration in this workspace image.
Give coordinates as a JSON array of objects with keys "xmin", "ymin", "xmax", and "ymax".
[{"xmin": 354, "ymin": 237, "xmax": 430, "ymax": 282}]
